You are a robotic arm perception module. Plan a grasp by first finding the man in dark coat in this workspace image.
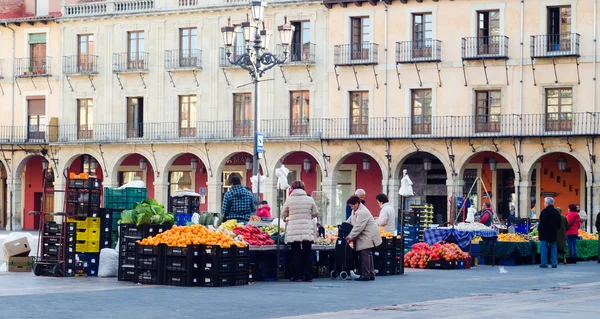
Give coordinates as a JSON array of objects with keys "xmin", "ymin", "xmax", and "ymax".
[{"xmin": 539, "ymin": 197, "xmax": 562, "ymax": 268}]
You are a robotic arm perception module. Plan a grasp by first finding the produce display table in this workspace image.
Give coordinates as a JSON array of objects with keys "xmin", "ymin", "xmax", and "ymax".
[
  {"xmin": 479, "ymin": 240, "xmax": 537, "ymax": 263},
  {"xmin": 535, "ymin": 240, "xmax": 599, "ymax": 259},
  {"xmin": 424, "ymin": 228, "xmax": 497, "ymax": 248}
]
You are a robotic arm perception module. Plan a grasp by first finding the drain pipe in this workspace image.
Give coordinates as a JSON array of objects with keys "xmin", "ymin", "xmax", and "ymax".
[
  {"xmin": 380, "ymin": 0, "xmax": 390, "ymax": 195},
  {"xmin": 591, "ymin": 0, "xmax": 597, "ymax": 233},
  {"xmin": 1, "ymin": 22, "xmax": 15, "ymax": 231}
]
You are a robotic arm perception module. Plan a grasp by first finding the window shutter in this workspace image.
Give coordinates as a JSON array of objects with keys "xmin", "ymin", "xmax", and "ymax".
[
  {"xmin": 28, "ymin": 33, "xmax": 47, "ymax": 45},
  {"xmin": 27, "ymin": 99, "xmax": 46, "ymax": 116}
]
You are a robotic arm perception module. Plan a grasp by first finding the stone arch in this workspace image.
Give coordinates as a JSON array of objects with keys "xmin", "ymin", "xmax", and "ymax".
[
  {"xmin": 522, "ymin": 147, "xmax": 591, "ymax": 181},
  {"xmin": 267, "ymin": 144, "xmax": 326, "ymax": 178},
  {"xmin": 158, "ymin": 148, "xmax": 211, "ymax": 185},
  {"xmin": 109, "ymin": 149, "xmax": 158, "ymax": 185},
  {"xmin": 390, "ymin": 145, "xmax": 452, "ymax": 179},
  {"xmin": 329, "ymin": 147, "xmax": 388, "ymax": 179},
  {"xmin": 14, "ymin": 153, "xmax": 55, "ymax": 177},
  {"xmin": 214, "ymin": 149, "xmax": 267, "ymax": 179},
  {"xmin": 455, "ymin": 146, "xmax": 520, "ymax": 180},
  {"xmin": 58, "ymin": 149, "xmax": 105, "ymax": 176}
]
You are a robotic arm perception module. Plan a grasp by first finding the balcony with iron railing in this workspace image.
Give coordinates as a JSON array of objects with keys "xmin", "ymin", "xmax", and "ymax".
[
  {"xmin": 113, "ymin": 52, "xmax": 149, "ymax": 73},
  {"xmin": 63, "ymin": 55, "xmax": 100, "ymax": 75},
  {"xmin": 15, "ymin": 57, "xmax": 52, "ymax": 77},
  {"xmin": 462, "ymin": 36, "xmax": 509, "ymax": 60},
  {"xmin": 278, "ymin": 43, "xmax": 316, "ymax": 65},
  {"xmin": 219, "ymin": 46, "xmax": 248, "ymax": 68},
  {"xmin": 165, "ymin": 49, "xmax": 202, "ymax": 70},
  {"xmin": 396, "ymin": 40, "xmax": 442, "ymax": 64},
  {"xmin": 531, "ymin": 33, "xmax": 580, "ymax": 58},
  {"xmin": 2, "ymin": 113, "xmax": 595, "ymax": 145},
  {"xmin": 334, "ymin": 43, "xmax": 379, "ymax": 66},
  {"xmin": 62, "ymin": 0, "xmax": 306, "ymax": 18}
]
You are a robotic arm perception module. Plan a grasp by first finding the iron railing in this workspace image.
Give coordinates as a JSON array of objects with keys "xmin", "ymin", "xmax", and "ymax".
[
  {"xmin": 278, "ymin": 43, "xmax": 316, "ymax": 64},
  {"xmin": 63, "ymin": 55, "xmax": 99, "ymax": 75},
  {"xmin": 462, "ymin": 36, "xmax": 509, "ymax": 60},
  {"xmin": 396, "ymin": 40, "xmax": 442, "ymax": 63},
  {"xmin": 531, "ymin": 33, "xmax": 580, "ymax": 58},
  {"xmin": 219, "ymin": 46, "xmax": 247, "ymax": 67},
  {"xmin": 0, "ymin": 113, "xmax": 593, "ymax": 145},
  {"xmin": 334, "ymin": 43, "xmax": 379, "ymax": 65},
  {"xmin": 113, "ymin": 52, "xmax": 149, "ymax": 72},
  {"xmin": 15, "ymin": 57, "xmax": 52, "ymax": 77},
  {"xmin": 165, "ymin": 49, "xmax": 202, "ymax": 69}
]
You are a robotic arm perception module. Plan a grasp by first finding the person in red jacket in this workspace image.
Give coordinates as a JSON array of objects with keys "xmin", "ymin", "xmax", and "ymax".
[
  {"xmin": 566, "ymin": 204, "xmax": 581, "ymax": 260},
  {"xmin": 257, "ymin": 200, "xmax": 272, "ymax": 218}
]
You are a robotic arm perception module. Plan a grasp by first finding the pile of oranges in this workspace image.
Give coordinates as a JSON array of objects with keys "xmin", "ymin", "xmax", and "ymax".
[
  {"xmin": 578, "ymin": 229, "xmax": 599, "ymax": 240},
  {"xmin": 380, "ymin": 228, "xmax": 394, "ymax": 237},
  {"xmin": 498, "ymin": 233, "xmax": 528, "ymax": 242},
  {"xmin": 137, "ymin": 224, "xmax": 247, "ymax": 248}
]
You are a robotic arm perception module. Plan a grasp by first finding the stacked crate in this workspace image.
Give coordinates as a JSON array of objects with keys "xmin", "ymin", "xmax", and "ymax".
[
  {"xmin": 64, "ymin": 222, "xmax": 77, "ymax": 277},
  {"xmin": 403, "ymin": 205, "xmax": 435, "ymax": 252},
  {"xmin": 99, "ymin": 208, "xmax": 113, "ymax": 249},
  {"xmin": 170, "ymin": 195, "xmax": 200, "ymax": 226},
  {"xmin": 164, "ymin": 245, "xmax": 203, "ymax": 286},
  {"xmin": 374, "ymin": 237, "xmax": 401, "ymax": 276},
  {"xmin": 40, "ymin": 221, "xmax": 78, "ymax": 277},
  {"xmin": 67, "ymin": 217, "xmax": 101, "ymax": 253},
  {"xmin": 66, "ymin": 178, "xmax": 102, "ymax": 219},
  {"xmin": 118, "ymin": 224, "xmax": 172, "ymax": 282},
  {"xmin": 104, "ymin": 187, "xmax": 148, "ymax": 247}
]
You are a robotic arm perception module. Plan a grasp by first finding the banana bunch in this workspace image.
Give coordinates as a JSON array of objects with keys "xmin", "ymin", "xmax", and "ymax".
[{"xmin": 222, "ymin": 219, "xmax": 243, "ymax": 231}]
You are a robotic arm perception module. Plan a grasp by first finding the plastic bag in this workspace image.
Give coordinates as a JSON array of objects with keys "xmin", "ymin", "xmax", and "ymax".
[
  {"xmin": 98, "ymin": 248, "xmax": 118, "ymax": 277},
  {"xmin": 191, "ymin": 213, "xmax": 200, "ymax": 225}
]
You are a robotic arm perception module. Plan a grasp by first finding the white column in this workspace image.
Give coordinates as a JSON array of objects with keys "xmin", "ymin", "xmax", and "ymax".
[
  {"xmin": 265, "ymin": 178, "xmax": 278, "ymax": 216},
  {"xmin": 517, "ymin": 180, "xmax": 531, "ymax": 219},
  {"xmin": 388, "ymin": 178, "xmax": 400, "ymax": 233},
  {"xmin": 588, "ymin": 182, "xmax": 600, "ymax": 233},
  {"xmin": 446, "ymin": 178, "xmax": 464, "ymax": 224},
  {"xmin": 320, "ymin": 176, "xmax": 337, "ymax": 226},
  {"xmin": 206, "ymin": 177, "xmax": 222, "ymax": 214},
  {"xmin": 6, "ymin": 178, "xmax": 23, "ymax": 231},
  {"xmin": 53, "ymin": 176, "xmax": 66, "ymax": 224},
  {"xmin": 153, "ymin": 179, "xmax": 169, "ymax": 211}
]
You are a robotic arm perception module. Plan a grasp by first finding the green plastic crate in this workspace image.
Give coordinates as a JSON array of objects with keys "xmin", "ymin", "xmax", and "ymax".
[{"xmin": 104, "ymin": 187, "xmax": 148, "ymax": 210}]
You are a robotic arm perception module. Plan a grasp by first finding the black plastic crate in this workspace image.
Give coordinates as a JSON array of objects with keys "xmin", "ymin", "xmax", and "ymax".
[
  {"xmin": 234, "ymin": 258, "xmax": 249, "ymax": 274},
  {"xmin": 374, "ymin": 258, "xmax": 396, "ymax": 269},
  {"xmin": 165, "ymin": 245, "xmax": 202, "ymax": 258},
  {"xmin": 230, "ymin": 273, "xmax": 249, "ymax": 286},
  {"xmin": 232, "ymin": 246, "xmax": 250, "ymax": 259},
  {"xmin": 165, "ymin": 271, "xmax": 203, "ymax": 287},
  {"xmin": 118, "ymin": 266, "xmax": 136, "ymax": 281},
  {"xmin": 120, "ymin": 237, "xmax": 138, "ymax": 253},
  {"xmin": 170, "ymin": 196, "xmax": 200, "ymax": 207},
  {"xmin": 165, "ymin": 256, "xmax": 203, "ymax": 272},
  {"xmin": 43, "ymin": 245, "xmax": 61, "ymax": 256},
  {"xmin": 43, "ymin": 222, "xmax": 61, "ymax": 236},
  {"xmin": 202, "ymin": 273, "xmax": 231, "ymax": 287},
  {"xmin": 137, "ymin": 244, "xmax": 162, "ymax": 256},
  {"xmin": 143, "ymin": 224, "xmax": 173, "ymax": 238},
  {"xmin": 69, "ymin": 177, "xmax": 102, "ymax": 190},
  {"xmin": 375, "ymin": 267, "xmax": 396, "ymax": 276},
  {"xmin": 119, "ymin": 251, "xmax": 137, "ymax": 266},
  {"xmin": 43, "ymin": 237, "xmax": 61, "ymax": 245},
  {"xmin": 202, "ymin": 245, "xmax": 233, "ymax": 259},
  {"xmin": 66, "ymin": 222, "xmax": 77, "ymax": 235},
  {"xmin": 137, "ymin": 256, "xmax": 160, "ymax": 270},
  {"xmin": 380, "ymin": 237, "xmax": 396, "ymax": 249},
  {"xmin": 373, "ymin": 249, "xmax": 395, "ymax": 260},
  {"xmin": 135, "ymin": 269, "xmax": 163, "ymax": 285},
  {"xmin": 120, "ymin": 224, "xmax": 143, "ymax": 238},
  {"xmin": 203, "ymin": 257, "xmax": 234, "ymax": 275}
]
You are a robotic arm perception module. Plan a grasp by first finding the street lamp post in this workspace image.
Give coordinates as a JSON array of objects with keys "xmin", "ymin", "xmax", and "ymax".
[{"xmin": 221, "ymin": 1, "xmax": 294, "ymax": 202}]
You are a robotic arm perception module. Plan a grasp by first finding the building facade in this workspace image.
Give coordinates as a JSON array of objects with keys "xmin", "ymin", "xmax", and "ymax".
[{"xmin": 0, "ymin": 0, "xmax": 599, "ymax": 232}]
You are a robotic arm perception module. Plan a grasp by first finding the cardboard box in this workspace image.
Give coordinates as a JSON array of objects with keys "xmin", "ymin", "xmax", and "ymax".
[
  {"xmin": 5, "ymin": 256, "xmax": 33, "ymax": 272},
  {"xmin": 2, "ymin": 237, "xmax": 32, "ymax": 257}
]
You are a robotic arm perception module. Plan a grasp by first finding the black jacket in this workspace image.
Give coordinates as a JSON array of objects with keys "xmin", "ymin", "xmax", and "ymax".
[{"xmin": 539, "ymin": 205, "xmax": 561, "ymax": 242}]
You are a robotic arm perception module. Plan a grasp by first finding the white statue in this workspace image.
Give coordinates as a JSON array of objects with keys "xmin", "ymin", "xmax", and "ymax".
[
  {"xmin": 250, "ymin": 175, "xmax": 267, "ymax": 193},
  {"xmin": 275, "ymin": 165, "xmax": 290, "ymax": 190},
  {"xmin": 399, "ymin": 169, "xmax": 414, "ymax": 196}
]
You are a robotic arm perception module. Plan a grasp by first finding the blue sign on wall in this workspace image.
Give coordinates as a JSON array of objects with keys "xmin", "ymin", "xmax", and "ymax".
[{"xmin": 255, "ymin": 132, "xmax": 264, "ymax": 154}]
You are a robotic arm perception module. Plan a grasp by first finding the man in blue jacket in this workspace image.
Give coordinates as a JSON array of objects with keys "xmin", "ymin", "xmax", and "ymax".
[{"xmin": 346, "ymin": 189, "xmax": 366, "ymax": 219}]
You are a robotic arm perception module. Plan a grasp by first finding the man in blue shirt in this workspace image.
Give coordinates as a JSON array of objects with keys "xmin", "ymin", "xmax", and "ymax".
[{"xmin": 222, "ymin": 175, "xmax": 256, "ymax": 224}]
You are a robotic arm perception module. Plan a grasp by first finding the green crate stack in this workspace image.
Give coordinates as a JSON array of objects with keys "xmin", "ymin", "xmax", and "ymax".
[
  {"xmin": 105, "ymin": 187, "xmax": 148, "ymax": 246},
  {"xmin": 409, "ymin": 204, "xmax": 434, "ymax": 241}
]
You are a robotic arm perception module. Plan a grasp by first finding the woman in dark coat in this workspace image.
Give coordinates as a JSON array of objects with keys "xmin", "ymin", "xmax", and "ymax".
[{"xmin": 555, "ymin": 207, "xmax": 568, "ymax": 264}]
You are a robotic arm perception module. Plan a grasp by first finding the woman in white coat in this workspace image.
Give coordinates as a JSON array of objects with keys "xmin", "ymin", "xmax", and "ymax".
[
  {"xmin": 282, "ymin": 180, "xmax": 319, "ymax": 282},
  {"xmin": 376, "ymin": 193, "xmax": 395, "ymax": 234}
]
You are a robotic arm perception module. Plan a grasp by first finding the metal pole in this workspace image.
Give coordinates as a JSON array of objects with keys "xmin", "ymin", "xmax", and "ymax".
[{"xmin": 252, "ymin": 28, "xmax": 261, "ymax": 205}]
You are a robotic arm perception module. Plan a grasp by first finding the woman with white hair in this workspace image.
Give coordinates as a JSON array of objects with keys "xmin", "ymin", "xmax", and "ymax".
[{"xmin": 346, "ymin": 189, "xmax": 366, "ymax": 219}]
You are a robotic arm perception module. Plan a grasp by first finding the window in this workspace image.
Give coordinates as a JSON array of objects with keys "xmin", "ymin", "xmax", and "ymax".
[
  {"xmin": 477, "ymin": 10, "xmax": 500, "ymax": 55},
  {"xmin": 127, "ymin": 31, "xmax": 145, "ymax": 69},
  {"xmin": 475, "ymin": 90, "xmax": 501, "ymax": 133},
  {"xmin": 127, "ymin": 97, "xmax": 144, "ymax": 138},
  {"xmin": 36, "ymin": 0, "xmax": 49, "ymax": 16},
  {"xmin": 77, "ymin": 99, "xmax": 93, "ymax": 139},
  {"xmin": 28, "ymin": 33, "xmax": 47, "ymax": 75},
  {"xmin": 77, "ymin": 34, "xmax": 95, "ymax": 72},
  {"xmin": 233, "ymin": 93, "xmax": 252, "ymax": 137},
  {"xmin": 170, "ymin": 171, "xmax": 193, "ymax": 195},
  {"xmin": 547, "ymin": 6, "xmax": 571, "ymax": 51},
  {"xmin": 349, "ymin": 91, "xmax": 368, "ymax": 135},
  {"xmin": 27, "ymin": 97, "xmax": 46, "ymax": 140},
  {"xmin": 291, "ymin": 21, "xmax": 310, "ymax": 62},
  {"xmin": 82, "ymin": 155, "xmax": 97, "ymax": 175},
  {"xmin": 350, "ymin": 17, "xmax": 371, "ymax": 60},
  {"xmin": 545, "ymin": 88, "xmax": 572, "ymax": 131},
  {"xmin": 290, "ymin": 91, "xmax": 310, "ymax": 135},
  {"xmin": 412, "ymin": 13, "xmax": 433, "ymax": 58},
  {"xmin": 179, "ymin": 95, "xmax": 197, "ymax": 137},
  {"xmin": 411, "ymin": 89, "xmax": 432, "ymax": 134},
  {"xmin": 179, "ymin": 28, "xmax": 198, "ymax": 67},
  {"xmin": 233, "ymin": 26, "xmax": 246, "ymax": 58}
]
